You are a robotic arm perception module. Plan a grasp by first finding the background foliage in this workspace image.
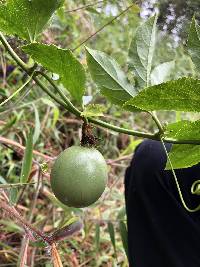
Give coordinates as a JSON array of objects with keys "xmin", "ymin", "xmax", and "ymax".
[{"xmin": 0, "ymin": 0, "xmax": 200, "ymax": 266}]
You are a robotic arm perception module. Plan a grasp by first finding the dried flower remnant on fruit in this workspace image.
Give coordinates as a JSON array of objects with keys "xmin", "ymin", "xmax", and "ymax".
[{"xmin": 81, "ymin": 121, "xmax": 96, "ymax": 147}]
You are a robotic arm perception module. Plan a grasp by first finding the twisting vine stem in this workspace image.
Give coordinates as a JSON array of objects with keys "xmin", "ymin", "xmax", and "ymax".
[
  {"xmin": 35, "ymin": 71, "xmax": 81, "ymax": 117},
  {"xmin": 1, "ymin": 32, "xmax": 200, "ymax": 145}
]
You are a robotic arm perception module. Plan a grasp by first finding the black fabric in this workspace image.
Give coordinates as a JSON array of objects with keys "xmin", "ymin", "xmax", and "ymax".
[{"xmin": 124, "ymin": 139, "xmax": 200, "ymax": 267}]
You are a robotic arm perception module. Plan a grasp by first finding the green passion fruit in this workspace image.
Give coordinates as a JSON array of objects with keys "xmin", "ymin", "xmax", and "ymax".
[{"xmin": 50, "ymin": 146, "xmax": 108, "ymax": 208}]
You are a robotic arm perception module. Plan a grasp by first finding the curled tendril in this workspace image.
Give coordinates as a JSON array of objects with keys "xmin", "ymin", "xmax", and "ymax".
[
  {"xmin": 161, "ymin": 139, "xmax": 200, "ymax": 213},
  {"xmin": 191, "ymin": 180, "xmax": 200, "ymax": 195}
]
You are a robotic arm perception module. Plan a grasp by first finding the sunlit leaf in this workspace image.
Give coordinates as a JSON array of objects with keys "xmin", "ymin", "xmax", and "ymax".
[
  {"xmin": 128, "ymin": 15, "xmax": 157, "ymax": 88},
  {"xmin": 151, "ymin": 61, "xmax": 175, "ymax": 85},
  {"xmin": 52, "ymin": 106, "xmax": 60, "ymax": 128},
  {"xmin": 0, "ymin": 0, "xmax": 63, "ymax": 41},
  {"xmin": 188, "ymin": 17, "xmax": 200, "ymax": 72},
  {"xmin": 166, "ymin": 144, "xmax": 200, "ymax": 169},
  {"xmin": 81, "ymin": 104, "xmax": 106, "ymax": 117},
  {"xmin": 86, "ymin": 47, "xmax": 136, "ymax": 106},
  {"xmin": 164, "ymin": 120, "xmax": 200, "ymax": 141},
  {"xmin": 23, "ymin": 43, "xmax": 86, "ymax": 103},
  {"xmin": 124, "ymin": 77, "xmax": 200, "ymax": 112}
]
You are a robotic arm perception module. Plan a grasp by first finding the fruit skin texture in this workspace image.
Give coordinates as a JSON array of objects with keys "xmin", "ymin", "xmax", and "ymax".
[{"xmin": 50, "ymin": 146, "xmax": 108, "ymax": 208}]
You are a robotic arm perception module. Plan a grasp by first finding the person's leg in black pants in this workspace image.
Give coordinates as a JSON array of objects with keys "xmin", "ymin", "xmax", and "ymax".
[{"xmin": 124, "ymin": 139, "xmax": 200, "ymax": 267}]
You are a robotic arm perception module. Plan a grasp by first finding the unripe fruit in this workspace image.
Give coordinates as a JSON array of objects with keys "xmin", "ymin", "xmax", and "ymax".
[{"xmin": 50, "ymin": 146, "xmax": 108, "ymax": 208}]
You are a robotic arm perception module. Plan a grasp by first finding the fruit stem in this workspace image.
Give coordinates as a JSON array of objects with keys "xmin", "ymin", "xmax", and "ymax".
[{"xmin": 0, "ymin": 196, "xmax": 52, "ymax": 245}]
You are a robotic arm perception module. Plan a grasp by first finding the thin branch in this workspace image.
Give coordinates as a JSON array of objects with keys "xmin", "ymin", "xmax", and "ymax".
[
  {"xmin": 0, "ymin": 199, "xmax": 51, "ymax": 244},
  {"xmin": 18, "ymin": 168, "xmax": 41, "ymax": 267},
  {"xmin": 33, "ymin": 76, "xmax": 71, "ymax": 110},
  {"xmin": 0, "ymin": 193, "xmax": 64, "ymax": 265},
  {"xmin": 18, "ymin": 235, "xmax": 30, "ymax": 267},
  {"xmin": 72, "ymin": 3, "xmax": 136, "ymax": 51},
  {"xmin": 36, "ymin": 71, "xmax": 81, "ymax": 117},
  {"xmin": 0, "ymin": 136, "xmax": 54, "ymax": 161},
  {"xmin": 0, "ymin": 32, "xmax": 70, "ymax": 111},
  {"xmin": 51, "ymin": 243, "xmax": 63, "ymax": 267},
  {"xmin": 0, "ymin": 74, "xmax": 33, "ymax": 107},
  {"xmin": 106, "ymin": 154, "xmax": 132, "ymax": 165},
  {"xmin": 66, "ymin": 1, "xmax": 104, "ymax": 13},
  {"xmin": 0, "ymin": 34, "xmax": 28, "ymax": 71}
]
